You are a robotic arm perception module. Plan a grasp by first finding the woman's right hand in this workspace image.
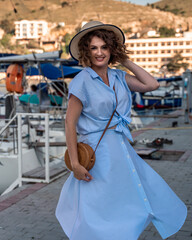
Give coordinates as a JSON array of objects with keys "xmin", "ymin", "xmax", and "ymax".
[{"xmin": 72, "ymin": 163, "xmax": 93, "ymax": 182}]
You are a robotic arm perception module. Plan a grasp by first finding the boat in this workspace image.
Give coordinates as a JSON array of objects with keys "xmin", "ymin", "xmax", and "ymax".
[{"xmin": 132, "ymin": 76, "xmax": 183, "ymax": 109}]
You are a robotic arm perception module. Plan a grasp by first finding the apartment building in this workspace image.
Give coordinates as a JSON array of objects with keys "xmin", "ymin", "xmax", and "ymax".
[
  {"xmin": 125, "ymin": 33, "xmax": 192, "ymax": 73},
  {"xmin": 14, "ymin": 20, "xmax": 48, "ymax": 40}
]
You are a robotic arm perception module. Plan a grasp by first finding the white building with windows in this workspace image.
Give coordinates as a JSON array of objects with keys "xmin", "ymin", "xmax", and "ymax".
[
  {"xmin": 14, "ymin": 20, "xmax": 48, "ymax": 39},
  {"xmin": 125, "ymin": 34, "xmax": 192, "ymax": 73}
]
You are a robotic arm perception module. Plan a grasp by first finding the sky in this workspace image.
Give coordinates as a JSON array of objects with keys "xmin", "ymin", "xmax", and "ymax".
[{"xmin": 118, "ymin": 0, "xmax": 159, "ymax": 6}]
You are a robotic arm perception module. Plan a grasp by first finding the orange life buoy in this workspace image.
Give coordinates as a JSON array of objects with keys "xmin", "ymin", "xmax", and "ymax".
[{"xmin": 6, "ymin": 64, "xmax": 24, "ymax": 94}]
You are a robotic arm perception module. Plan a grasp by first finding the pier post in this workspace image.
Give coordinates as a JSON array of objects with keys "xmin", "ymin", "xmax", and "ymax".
[
  {"xmin": 17, "ymin": 113, "xmax": 23, "ymax": 187},
  {"xmin": 182, "ymin": 69, "xmax": 192, "ymax": 123},
  {"xmin": 45, "ymin": 113, "xmax": 50, "ymax": 182}
]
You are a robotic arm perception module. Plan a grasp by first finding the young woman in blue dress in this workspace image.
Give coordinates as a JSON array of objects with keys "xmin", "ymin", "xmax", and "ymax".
[{"xmin": 56, "ymin": 21, "xmax": 187, "ymax": 240}]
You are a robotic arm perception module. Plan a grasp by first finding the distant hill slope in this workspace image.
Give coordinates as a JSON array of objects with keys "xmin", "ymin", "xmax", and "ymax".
[
  {"xmin": 152, "ymin": 0, "xmax": 192, "ymax": 17},
  {"xmin": 0, "ymin": 0, "xmax": 191, "ymax": 33}
]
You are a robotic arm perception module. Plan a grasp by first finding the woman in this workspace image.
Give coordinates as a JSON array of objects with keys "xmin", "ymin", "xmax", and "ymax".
[{"xmin": 56, "ymin": 21, "xmax": 187, "ymax": 240}]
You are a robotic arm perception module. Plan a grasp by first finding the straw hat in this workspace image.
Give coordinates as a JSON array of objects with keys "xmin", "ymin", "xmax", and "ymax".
[{"xmin": 69, "ymin": 21, "xmax": 125, "ymax": 61}]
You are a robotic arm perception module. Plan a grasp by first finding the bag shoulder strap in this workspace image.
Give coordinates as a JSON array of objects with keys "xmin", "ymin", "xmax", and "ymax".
[{"xmin": 93, "ymin": 86, "xmax": 118, "ymax": 155}]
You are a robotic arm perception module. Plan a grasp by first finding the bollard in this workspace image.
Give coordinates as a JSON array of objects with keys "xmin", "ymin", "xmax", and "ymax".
[{"xmin": 182, "ymin": 69, "xmax": 192, "ymax": 123}]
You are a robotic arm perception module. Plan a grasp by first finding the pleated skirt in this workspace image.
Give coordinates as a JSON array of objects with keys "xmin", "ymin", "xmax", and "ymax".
[{"xmin": 56, "ymin": 129, "xmax": 187, "ymax": 240}]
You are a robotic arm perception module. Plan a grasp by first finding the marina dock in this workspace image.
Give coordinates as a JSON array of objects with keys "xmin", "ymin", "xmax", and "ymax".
[{"xmin": 0, "ymin": 110, "xmax": 192, "ymax": 240}]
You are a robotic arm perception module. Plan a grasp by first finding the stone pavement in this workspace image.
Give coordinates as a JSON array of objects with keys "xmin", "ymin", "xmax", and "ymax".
[{"xmin": 0, "ymin": 112, "xmax": 192, "ymax": 240}]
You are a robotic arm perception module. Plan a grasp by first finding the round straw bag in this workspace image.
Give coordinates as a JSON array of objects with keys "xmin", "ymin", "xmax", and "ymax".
[{"xmin": 64, "ymin": 142, "xmax": 95, "ymax": 171}]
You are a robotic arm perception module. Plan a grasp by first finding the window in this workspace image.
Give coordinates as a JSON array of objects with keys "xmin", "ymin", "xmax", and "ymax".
[
  {"xmin": 148, "ymin": 43, "xmax": 152, "ymax": 46},
  {"xmin": 161, "ymin": 50, "xmax": 165, "ymax": 53},
  {"xmin": 174, "ymin": 50, "xmax": 178, "ymax": 53},
  {"xmin": 142, "ymin": 51, "xmax": 146, "ymax": 54},
  {"xmin": 142, "ymin": 43, "xmax": 145, "ymax": 47},
  {"xmin": 186, "ymin": 49, "xmax": 190, "ymax": 53},
  {"xmin": 136, "ymin": 51, "xmax": 140, "ymax": 54},
  {"xmin": 131, "ymin": 44, "xmax": 134, "ymax": 47},
  {"xmin": 179, "ymin": 42, "xmax": 183, "ymax": 45},
  {"xmin": 174, "ymin": 42, "xmax": 178, "ymax": 45},
  {"xmin": 137, "ymin": 58, "xmax": 140, "ymax": 62},
  {"xmin": 148, "ymin": 51, "xmax": 152, "ymax": 54},
  {"xmin": 167, "ymin": 42, "xmax": 171, "ymax": 46},
  {"xmin": 154, "ymin": 50, "xmax": 158, "ymax": 54},
  {"xmin": 186, "ymin": 41, "xmax": 190, "ymax": 45},
  {"xmin": 167, "ymin": 50, "xmax": 171, "ymax": 53},
  {"xmin": 142, "ymin": 58, "xmax": 146, "ymax": 61},
  {"xmin": 161, "ymin": 42, "xmax": 165, "ymax": 46},
  {"xmin": 148, "ymin": 58, "xmax": 152, "ymax": 61},
  {"xmin": 154, "ymin": 43, "xmax": 158, "ymax": 46},
  {"xmin": 153, "ymin": 58, "xmax": 157, "ymax": 61}
]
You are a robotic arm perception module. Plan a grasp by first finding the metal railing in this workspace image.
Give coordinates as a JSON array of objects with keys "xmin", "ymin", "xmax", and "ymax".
[{"xmin": 1, "ymin": 112, "xmax": 50, "ymax": 196}]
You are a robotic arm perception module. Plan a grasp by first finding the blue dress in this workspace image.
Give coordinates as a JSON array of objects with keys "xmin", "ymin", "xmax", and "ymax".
[{"xmin": 56, "ymin": 67, "xmax": 187, "ymax": 240}]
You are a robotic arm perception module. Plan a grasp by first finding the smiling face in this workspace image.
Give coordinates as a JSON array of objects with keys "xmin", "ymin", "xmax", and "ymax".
[{"xmin": 89, "ymin": 36, "xmax": 111, "ymax": 71}]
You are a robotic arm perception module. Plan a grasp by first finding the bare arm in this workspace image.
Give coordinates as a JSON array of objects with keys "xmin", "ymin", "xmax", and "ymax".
[
  {"xmin": 121, "ymin": 58, "xmax": 160, "ymax": 93},
  {"xmin": 65, "ymin": 94, "xmax": 93, "ymax": 181}
]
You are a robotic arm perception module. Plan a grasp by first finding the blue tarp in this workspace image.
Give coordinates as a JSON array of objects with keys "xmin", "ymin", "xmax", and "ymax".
[{"xmin": 26, "ymin": 63, "xmax": 82, "ymax": 79}]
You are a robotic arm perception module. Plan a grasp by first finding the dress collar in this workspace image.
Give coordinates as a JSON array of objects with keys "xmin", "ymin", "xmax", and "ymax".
[{"xmin": 85, "ymin": 67, "xmax": 118, "ymax": 80}]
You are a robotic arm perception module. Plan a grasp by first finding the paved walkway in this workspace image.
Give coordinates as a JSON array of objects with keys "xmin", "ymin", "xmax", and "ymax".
[{"xmin": 0, "ymin": 112, "xmax": 192, "ymax": 240}]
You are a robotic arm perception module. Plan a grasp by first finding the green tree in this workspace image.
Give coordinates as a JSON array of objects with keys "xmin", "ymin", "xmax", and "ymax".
[
  {"xmin": 62, "ymin": 33, "xmax": 72, "ymax": 54},
  {"xmin": 0, "ymin": 34, "xmax": 12, "ymax": 48},
  {"xmin": 159, "ymin": 26, "xmax": 175, "ymax": 37},
  {"xmin": 61, "ymin": 1, "xmax": 68, "ymax": 7},
  {"xmin": 123, "ymin": 27, "xmax": 132, "ymax": 34},
  {"xmin": 0, "ymin": 19, "xmax": 15, "ymax": 35},
  {"xmin": 165, "ymin": 53, "xmax": 189, "ymax": 73}
]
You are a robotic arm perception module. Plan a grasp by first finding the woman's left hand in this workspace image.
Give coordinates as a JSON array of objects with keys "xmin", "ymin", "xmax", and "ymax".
[{"xmin": 72, "ymin": 163, "xmax": 93, "ymax": 182}]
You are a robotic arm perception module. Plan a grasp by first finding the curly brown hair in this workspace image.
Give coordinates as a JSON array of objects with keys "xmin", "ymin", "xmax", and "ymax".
[{"xmin": 78, "ymin": 29, "xmax": 130, "ymax": 67}]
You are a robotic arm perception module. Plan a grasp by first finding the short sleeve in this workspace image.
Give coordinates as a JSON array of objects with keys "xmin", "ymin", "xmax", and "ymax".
[
  {"xmin": 115, "ymin": 69, "xmax": 131, "ymax": 93},
  {"xmin": 68, "ymin": 72, "xmax": 87, "ymax": 107}
]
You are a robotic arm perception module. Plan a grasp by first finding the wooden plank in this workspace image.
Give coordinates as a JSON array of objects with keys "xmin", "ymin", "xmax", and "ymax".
[
  {"xmin": 31, "ymin": 142, "xmax": 66, "ymax": 147},
  {"xmin": 23, "ymin": 166, "xmax": 45, "ymax": 176},
  {"xmin": 23, "ymin": 163, "xmax": 67, "ymax": 179},
  {"xmin": 135, "ymin": 148, "xmax": 157, "ymax": 156}
]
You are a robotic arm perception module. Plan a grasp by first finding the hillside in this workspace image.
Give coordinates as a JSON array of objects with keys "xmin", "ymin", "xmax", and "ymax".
[
  {"xmin": 0, "ymin": 0, "xmax": 191, "ymax": 34},
  {"xmin": 152, "ymin": 0, "xmax": 192, "ymax": 18}
]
